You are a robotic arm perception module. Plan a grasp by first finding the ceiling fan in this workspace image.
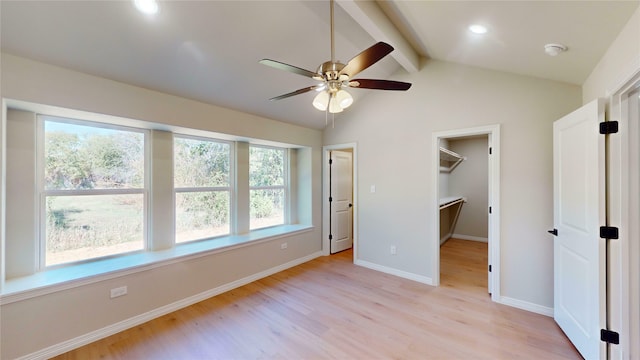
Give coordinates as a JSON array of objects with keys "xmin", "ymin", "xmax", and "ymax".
[{"xmin": 259, "ymin": 0, "xmax": 412, "ymax": 115}]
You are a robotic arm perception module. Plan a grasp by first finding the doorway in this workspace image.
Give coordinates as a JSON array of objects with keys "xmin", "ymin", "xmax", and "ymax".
[
  {"xmin": 322, "ymin": 143, "xmax": 357, "ymax": 258},
  {"xmin": 439, "ymin": 136, "xmax": 489, "ymax": 292},
  {"xmin": 432, "ymin": 125, "xmax": 500, "ymax": 301}
]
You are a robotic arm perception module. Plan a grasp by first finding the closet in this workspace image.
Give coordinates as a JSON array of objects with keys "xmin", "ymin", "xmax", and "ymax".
[
  {"xmin": 439, "ymin": 144, "xmax": 466, "ymax": 244},
  {"xmin": 439, "ymin": 137, "xmax": 488, "ymax": 244}
]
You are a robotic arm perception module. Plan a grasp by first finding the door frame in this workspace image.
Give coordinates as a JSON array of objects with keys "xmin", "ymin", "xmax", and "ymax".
[
  {"xmin": 608, "ymin": 68, "xmax": 640, "ymax": 359},
  {"xmin": 432, "ymin": 124, "xmax": 500, "ymax": 301},
  {"xmin": 322, "ymin": 143, "xmax": 358, "ymax": 258}
]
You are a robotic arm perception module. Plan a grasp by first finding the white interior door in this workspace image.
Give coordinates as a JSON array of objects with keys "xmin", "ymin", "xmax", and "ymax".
[
  {"xmin": 330, "ymin": 150, "xmax": 353, "ymax": 254},
  {"xmin": 553, "ymin": 99, "xmax": 606, "ymax": 359}
]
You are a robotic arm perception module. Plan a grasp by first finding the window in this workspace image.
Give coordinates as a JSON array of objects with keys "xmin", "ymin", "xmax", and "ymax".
[
  {"xmin": 4, "ymin": 104, "xmax": 313, "ymax": 295},
  {"xmin": 40, "ymin": 116, "xmax": 146, "ymax": 267},
  {"xmin": 249, "ymin": 145, "xmax": 286, "ymax": 229},
  {"xmin": 174, "ymin": 136, "xmax": 231, "ymax": 243}
]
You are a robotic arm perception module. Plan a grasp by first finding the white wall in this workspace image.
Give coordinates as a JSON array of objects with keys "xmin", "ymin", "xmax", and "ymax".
[
  {"xmin": 449, "ymin": 137, "xmax": 489, "ymax": 239},
  {"xmin": 324, "ymin": 59, "xmax": 581, "ymax": 310},
  {"xmin": 5, "ymin": 110, "xmax": 38, "ymax": 277},
  {"xmin": 0, "ymin": 53, "xmax": 323, "ymax": 359},
  {"xmin": 582, "ymin": 6, "xmax": 640, "ymax": 103}
]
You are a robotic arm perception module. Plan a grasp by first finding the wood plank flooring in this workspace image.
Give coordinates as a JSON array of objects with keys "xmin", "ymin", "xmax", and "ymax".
[{"xmin": 54, "ymin": 239, "xmax": 580, "ymax": 359}]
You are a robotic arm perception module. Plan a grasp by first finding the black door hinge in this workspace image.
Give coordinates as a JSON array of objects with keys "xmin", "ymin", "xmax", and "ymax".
[
  {"xmin": 329, "ymin": 158, "xmax": 333, "ymax": 165},
  {"xmin": 599, "ymin": 121, "xmax": 619, "ymax": 135},
  {"xmin": 489, "ymin": 265, "xmax": 492, "ymax": 272},
  {"xmin": 601, "ymin": 329, "xmax": 619, "ymax": 344},
  {"xmin": 600, "ymin": 226, "xmax": 619, "ymax": 239},
  {"xmin": 329, "ymin": 196, "xmax": 333, "ymax": 202},
  {"xmin": 489, "ymin": 206, "xmax": 492, "ymax": 214},
  {"xmin": 329, "ymin": 234, "xmax": 333, "ymax": 240},
  {"xmin": 548, "ymin": 229, "xmax": 558, "ymax": 236},
  {"xmin": 489, "ymin": 147, "xmax": 492, "ymax": 155}
]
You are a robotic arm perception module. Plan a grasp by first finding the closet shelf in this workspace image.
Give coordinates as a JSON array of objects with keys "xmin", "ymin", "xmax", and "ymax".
[
  {"xmin": 439, "ymin": 196, "xmax": 466, "ymax": 245},
  {"xmin": 439, "ymin": 147, "xmax": 465, "ymax": 173},
  {"xmin": 439, "ymin": 196, "xmax": 467, "ymax": 209}
]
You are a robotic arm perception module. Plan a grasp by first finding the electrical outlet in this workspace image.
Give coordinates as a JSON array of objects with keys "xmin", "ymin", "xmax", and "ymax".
[
  {"xmin": 280, "ymin": 242, "xmax": 288, "ymax": 250},
  {"xmin": 110, "ymin": 286, "xmax": 127, "ymax": 298},
  {"xmin": 390, "ymin": 245, "xmax": 397, "ymax": 255}
]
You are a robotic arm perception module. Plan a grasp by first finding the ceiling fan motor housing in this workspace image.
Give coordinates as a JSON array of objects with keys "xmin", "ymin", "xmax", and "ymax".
[{"xmin": 318, "ymin": 61, "xmax": 346, "ymax": 81}]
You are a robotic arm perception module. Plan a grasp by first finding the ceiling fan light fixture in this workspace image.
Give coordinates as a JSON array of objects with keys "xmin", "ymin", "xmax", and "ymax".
[
  {"xmin": 259, "ymin": 0, "xmax": 411, "ymax": 122},
  {"xmin": 328, "ymin": 95, "xmax": 344, "ymax": 113},
  {"xmin": 336, "ymin": 89, "xmax": 353, "ymax": 109},
  {"xmin": 313, "ymin": 91, "xmax": 330, "ymax": 111}
]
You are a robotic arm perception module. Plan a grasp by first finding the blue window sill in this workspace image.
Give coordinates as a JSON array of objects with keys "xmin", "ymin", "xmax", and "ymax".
[{"xmin": 0, "ymin": 224, "xmax": 314, "ymax": 304}]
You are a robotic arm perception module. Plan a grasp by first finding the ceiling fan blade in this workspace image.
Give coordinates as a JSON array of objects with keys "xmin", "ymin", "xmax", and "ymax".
[
  {"xmin": 269, "ymin": 85, "xmax": 322, "ymax": 101},
  {"xmin": 349, "ymin": 79, "xmax": 412, "ymax": 91},
  {"xmin": 259, "ymin": 59, "xmax": 319, "ymax": 79},
  {"xmin": 339, "ymin": 42, "xmax": 394, "ymax": 78}
]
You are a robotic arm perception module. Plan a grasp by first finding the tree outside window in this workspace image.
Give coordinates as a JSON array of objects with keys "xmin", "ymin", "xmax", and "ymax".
[
  {"xmin": 174, "ymin": 136, "xmax": 231, "ymax": 243},
  {"xmin": 42, "ymin": 117, "xmax": 145, "ymax": 266},
  {"xmin": 249, "ymin": 146, "xmax": 286, "ymax": 229}
]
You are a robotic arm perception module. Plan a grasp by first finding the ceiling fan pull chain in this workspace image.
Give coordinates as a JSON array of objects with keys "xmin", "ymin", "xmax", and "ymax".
[{"xmin": 325, "ymin": 108, "xmax": 329, "ymax": 126}]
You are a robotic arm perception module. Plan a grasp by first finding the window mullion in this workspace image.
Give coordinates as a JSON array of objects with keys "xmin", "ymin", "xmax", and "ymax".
[
  {"xmin": 249, "ymin": 185, "xmax": 285, "ymax": 191},
  {"xmin": 175, "ymin": 186, "xmax": 230, "ymax": 193},
  {"xmin": 44, "ymin": 188, "xmax": 145, "ymax": 196}
]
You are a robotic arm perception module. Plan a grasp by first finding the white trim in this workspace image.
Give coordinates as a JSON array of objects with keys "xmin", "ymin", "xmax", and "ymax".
[
  {"xmin": 440, "ymin": 235, "xmax": 451, "ymax": 245},
  {"xmin": 432, "ymin": 124, "xmax": 501, "ymax": 303},
  {"xmin": 1, "ymin": 99, "xmax": 6, "ymax": 292},
  {"xmin": 322, "ymin": 143, "xmax": 358, "ymax": 259},
  {"xmin": 14, "ymin": 250, "xmax": 324, "ymax": 360},
  {"xmin": 355, "ymin": 259, "xmax": 433, "ymax": 285},
  {"xmin": 451, "ymin": 234, "xmax": 488, "ymax": 243},
  {"xmin": 609, "ymin": 68, "xmax": 640, "ymax": 360},
  {"xmin": 605, "ymin": 57, "xmax": 640, "ymax": 100},
  {"xmin": 497, "ymin": 296, "xmax": 554, "ymax": 317}
]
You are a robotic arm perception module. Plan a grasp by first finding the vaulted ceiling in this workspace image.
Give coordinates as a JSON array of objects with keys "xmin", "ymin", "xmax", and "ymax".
[{"xmin": 1, "ymin": 1, "xmax": 637, "ymax": 129}]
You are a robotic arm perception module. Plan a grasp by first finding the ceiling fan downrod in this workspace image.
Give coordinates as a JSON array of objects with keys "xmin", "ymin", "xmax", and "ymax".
[{"xmin": 330, "ymin": 0, "xmax": 335, "ymax": 63}]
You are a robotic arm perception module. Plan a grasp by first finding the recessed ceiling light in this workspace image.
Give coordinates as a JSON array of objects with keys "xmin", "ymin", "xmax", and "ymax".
[
  {"xmin": 468, "ymin": 25, "xmax": 488, "ymax": 35},
  {"xmin": 134, "ymin": 0, "xmax": 159, "ymax": 15}
]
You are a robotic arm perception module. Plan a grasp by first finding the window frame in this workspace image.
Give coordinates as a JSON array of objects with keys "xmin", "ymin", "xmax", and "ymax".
[
  {"xmin": 173, "ymin": 134, "xmax": 234, "ymax": 243},
  {"xmin": 2, "ymin": 102, "xmax": 314, "ymax": 300},
  {"xmin": 249, "ymin": 144, "xmax": 289, "ymax": 230},
  {"xmin": 36, "ymin": 115, "xmax": 149, "ymax": 269}
]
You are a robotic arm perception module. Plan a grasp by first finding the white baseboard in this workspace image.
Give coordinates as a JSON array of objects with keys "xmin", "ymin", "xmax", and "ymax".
[
  {"xmin": 440, "ymin": 232, "xmax": 452, "ymax": 245},
  {"xmin": 355, "ymin": 259, "xmax": 434, "ymax": 286},
  {"xmin": 19, "ymin": 251, "xmax": 324, "ymax": 360},
  {"xmin": 497, "ymin": 296, "xmax": 554, "ymax": 317},
  {"xmin": 451, "ymin": 233, "xmax": 488, "ymax": 243}
]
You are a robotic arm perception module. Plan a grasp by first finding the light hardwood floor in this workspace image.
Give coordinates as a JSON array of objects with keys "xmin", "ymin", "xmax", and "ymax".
[{"xmin": 54, "ymin": 239, "xmax": 580, "ymax": 359}]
